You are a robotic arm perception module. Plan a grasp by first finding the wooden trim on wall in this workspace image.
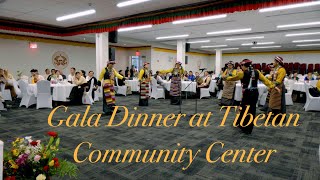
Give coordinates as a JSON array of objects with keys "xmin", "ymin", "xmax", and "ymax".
[{"xmin": 152, "ymin": 47, "xmax": 211, "ymax": 57}]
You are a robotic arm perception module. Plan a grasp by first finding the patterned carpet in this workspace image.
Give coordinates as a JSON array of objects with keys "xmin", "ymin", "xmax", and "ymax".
[{"xmin": 0, "ymin": 95, "xmax": 319, "ymax": 180}]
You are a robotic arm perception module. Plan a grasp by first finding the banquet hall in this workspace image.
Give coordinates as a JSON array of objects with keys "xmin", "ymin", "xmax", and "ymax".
[{"xmin": 0, "ymin": 0, "xmax": 320, "ymax": 179}]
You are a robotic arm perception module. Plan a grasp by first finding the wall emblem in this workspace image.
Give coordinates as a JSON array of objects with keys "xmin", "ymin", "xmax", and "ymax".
[{"xmin": 52, "ymin": 51, "xmax": 69, "ymax": 70}]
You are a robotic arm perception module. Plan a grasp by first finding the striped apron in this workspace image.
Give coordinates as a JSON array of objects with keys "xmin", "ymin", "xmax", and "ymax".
[{"xmin": 170, "ymin": 76, "xmax": 181, "ymax": 97}]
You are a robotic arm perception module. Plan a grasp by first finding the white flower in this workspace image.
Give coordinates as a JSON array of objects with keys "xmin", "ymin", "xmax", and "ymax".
[
  {"xmin": 25, "ymin": 136, "xmax": 32, "ymax": 140},
  {"xmin": 36, "ymin": 174, "xmax": 46, "ymax": 180},
  {"xmin": 25, "ymin": 149, "xmax": 31, "ymax": 154}
]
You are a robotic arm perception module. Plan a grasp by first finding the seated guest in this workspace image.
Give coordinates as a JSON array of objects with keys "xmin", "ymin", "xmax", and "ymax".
[
  {"xmin": 30, "ymin": 69, "xmax": 44, "ymax": 84},
  {"xmin": 81, "ymin": 70, "xmax": 86, "ymax": 79},
  {"xmin": 290, "ymin": 71, "xmax": 299, "ymax": 81},
  {"xmin": 69, "ymin": 72, "xmax": 87, "ymax": 105},
  {"xmin": 154, "ymin": 71, "xmax": 165, "ymax": 85},
  {"xmin": 55, "ymin": 70, "xmax": 63, "ymax": 81},
  {"xmin": 195, "ymin": 72, "xmax": 202, "ymax": 85},
  {"xmin": 130, "ymin": 65, "xmax": 135, "ymax": 78},
  {"xmin": 125, "ymin": 67, "xmax": 129, "ymax": 77},
  {"xmin": 47, "ymin": 69, "xmax": 56, "ymax": 81},
  {"xmin": 196, "ymin": 71, "xmax": 211, "ymax": 98},
  {"xmin": 304, "ymin": 72, "xmax": 314, "ymax": 81},
  {"xmin": 44, "ymin": 68, "xmax": 51, "ymax": 80},
  {"xmin": 59, "ymin": 70, "xmax": 67, "ymax": 80},
  {"xmin": 188, "ymin": 71, "xmax": 195, "ymax": 81},
  {"xmin": 0, "ymin": 68, "xmax": 17, "ymax": 99},
  {"xmin": 68, "ymin": 67, "xmax": 76, "ymax": 83},
  {"xmin": 117, "ymin": 70, "xmax": 126, "ymax": 86},
  {"xmin": 86, "ymin": 71, "xmax": 99, "ymax": 100}
]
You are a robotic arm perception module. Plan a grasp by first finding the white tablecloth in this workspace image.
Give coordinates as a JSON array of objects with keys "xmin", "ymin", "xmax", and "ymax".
[
  {"xmin": 126, "ymin": 80, "xmax": 139, "ymax": 92},
  {"xmin": 292, "ymin": 82, "xmax": 305, "ymax": 92},
  {"xmin": 27, "ymin": 83, "xmax": 75, "ymax": 101},
  {"xmin": 234, "ymin": 83, "xmax": 267, "ymax": 101},
  {"xmin": 163, "ymin": 81, "xmax": 197, "ymax": 93}
]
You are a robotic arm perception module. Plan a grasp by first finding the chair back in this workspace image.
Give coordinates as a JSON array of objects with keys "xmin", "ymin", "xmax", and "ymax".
[
  {"xmin": 0, "ymin": 83, "xmax": 5, "ymax": 93},
  {"xmin": 287, "ymin": 80, "xmax": 295, "ymax": 93},
  {"xmin": 18, "ymin": 80, "xmax": 28, "ymax": 94},
  {"xmin": 115, "ymin": 77, "xmax": 120, "ymax": 87},
  {"xmin": 37, "ymin": 80, "xmax": 50, "ymax": 94},
  {"xmin": 304, "ymin": 83, "xmax": 311, "ymax": 101}
]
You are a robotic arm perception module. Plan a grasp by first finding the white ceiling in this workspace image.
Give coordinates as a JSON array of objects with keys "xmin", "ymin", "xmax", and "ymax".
[
  {"xmin": 1, "ymin": 0, "xmax": 320, "ymax": 53},
  {"xmin": 0, "ymin": 0, "xmax": 205, "ymax": 27}
]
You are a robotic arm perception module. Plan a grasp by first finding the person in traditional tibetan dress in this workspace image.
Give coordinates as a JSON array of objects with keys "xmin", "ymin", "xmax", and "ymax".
[
  {"xmin": 226, "ymin": 59, "xmax": 275, "ymax": 134},
  {"xmin": 160, "ymin": 62, "xmax": 184, "ymax": 105},
  {"xmin": 269, "ymin": 56, "xmax": 287, "ymax": 123},
  {"xmin": 139, "ymin": 62, "xmax": 150, "ymax": 106},
  {"xmin": 260, "ymin": 63, "xmax": 275, "ymax": 112},
  {"xmin": 220, "ymin": 61, "xmax": 238, "ymax": 106},
  {"xmin": 98, "ymin": 60, "xmax": 124, "ymax": 115}
]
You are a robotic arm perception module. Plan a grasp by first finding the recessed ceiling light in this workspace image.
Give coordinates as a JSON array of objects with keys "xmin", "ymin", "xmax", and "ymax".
[
  {"xmin": 201, "ymin": 45, "xmax": 228, "ymax": 48},
  {"xmin": 219, "ymin": 48, "xmax": 239, "ymax": 51},
  {"xmin": 226, "ymin": 36, "xmax": 264, "ymax": 41},
  {"xmin": 117, "ymin": 0, "xmax": 151, "ymax": 8},
  {"xmin": 172, "ymin": 14, "xmax": 227, "ymax": 24},
  {"xmin": 259, "ymin": 1, "xmax": 320, "ymax": 12},
  {"xmin": 292, "ymin": 39, "xmax": 320, "ymax": 43},
  {"xmin": 251, "ymin": 46, "xmax": 281, "ymax": 49},
  {"xmin": 296, "ymin": 44, "xmax": 320, "ymax": 47},
  {"xmin": 156, "ymin": 34, "xmax": 189, "ymax": 40},
  {"xmin": 118, "ymin": 25, "xmax": 152, "ymax": 32},
  {"xmin": 286, "ymin": 32, "xmax": 320, "ymax": 37},
  {"xmin": 188, "ymin": 40, "xmax": 210, "ymax": 44},
  {"xmin": 56, "ymin": 9, "xmax": 96, "ymax": 21},
  {"xmin": 207, "ymin": 28, "xmax": 252, "ymax": 35},
  {"xmin": 242, "ymin": 42, "xmax": 275, "ymax": 46},
  {"xmin": 277, "ymin": 21, "xmax": 320, "ymax": 28}
]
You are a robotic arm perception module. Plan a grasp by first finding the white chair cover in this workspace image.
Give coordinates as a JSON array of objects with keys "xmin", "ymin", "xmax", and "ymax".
[
  {"xmin": 115, "ymin": 77, "xmax": 127, "ymax": 96},
  {"xmin": 200, "ymin": 82, "xmax": 212, "ymax": 99},
  {"xmin": 304, "ymin": 83, "xmax": 320, "ymax": 111},
  {"xmin": 19, "ymin": 81, "xmax": 36, "ymax": 108},
  {"xmin": 36, "ymin": 80, "xmax": 52, "ymax": 109},
  {"xmin": 82, "ymin": 80, "xmax": 94, "ymax": 105},
  {"xmin": 0, "ymin": 92, "xmax": 6, "ymax": 111},
  {"xmin": 259, "ymin": 92, "xmax": 268, "ymax": 106},
  {"xmin": 150, "ymin": 77, "xmax": 165, "ymax": 99},
  {"xmin": 0, "ymin": 83, "xmax": 12, "ymax": 101}
]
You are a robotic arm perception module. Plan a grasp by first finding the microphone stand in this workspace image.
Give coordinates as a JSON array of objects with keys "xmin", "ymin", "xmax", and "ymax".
[{"xmin": 179, "ymin": 69, "xmax": 205, "ymax": 115}]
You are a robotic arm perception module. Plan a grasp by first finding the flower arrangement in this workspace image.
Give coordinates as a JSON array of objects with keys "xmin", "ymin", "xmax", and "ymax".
[{"xmin": 4, "ymin": 132, "xmax": 78, "ymax": 180}]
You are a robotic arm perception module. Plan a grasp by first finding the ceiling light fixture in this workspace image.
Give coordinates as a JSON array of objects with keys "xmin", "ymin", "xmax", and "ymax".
[
  {"xmin": 241, "ymin": 42, "xmax": 275, "ymax": 46},
  {"xmin": 296, "ymin": 44, "xmax": 320, "ymax": 47},
  {"xmin": 118, "ymin": 25, "xmax": 152, "ymax": 32},
  {"xmin": 286, "ymin": 32, "xmax": 320, "ymax": 37},
  {"xmin": 219, "ymin": 48, "xmax": 239, "ymax": 51},
  {"xmin": 292, "ymin": 39, "xmax": 320, "ymax": 43},
  {"xmin": 251, "ymin": 46, "xmax": 281, "ymax": 49},
  {"xmin": 56, "ymin": 9, "xmax": 96, "ymax": 21},
  {"xmin": 201, "ymin": 45, "xmax": 228, "ymax": 48},
  {"xmin": 207, "ymin": 28, "xmax": 252, "ymax": 35},
  {"xmin": 259, "ymin": 1, "xmax": 320, "ymax": 12},
  {"xmin": 172, "ymin": 14, "xmax": 227, "ymax": 24},
  {"xmin": 277, "ymin": 21, "xmax": 320, "ymax": 28},
  {"xmin": 226, "ymin": 36, "xmax": 264, "ymax": 41},
  {"xmin": 187, "ymin": 40, "xmax": 210, "ymax": 44},
  {"xmin": 117, "ymin": 0, "xmax": 150, "ymax": 8},
  {"xmin": 156, "ymin": 34, "xmax": 189, "ymax": 40}
]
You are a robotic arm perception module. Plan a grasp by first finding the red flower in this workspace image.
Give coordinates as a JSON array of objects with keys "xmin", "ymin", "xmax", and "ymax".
[
  {"xmin": 54, "ymin": 161, "xmax": 60, "ymax": 168},
  {"xmin": 30, "ymin": 141, "xmax": 38, "ymax": 146},
  {"xmin": 47, "ymin": 131, "xmax": 58, "ymax": 138},
  {"xmin": 5, "ymin": 176, "xmax": 16, "ymax": 180},
  {"xmin": 53, "ymin": 157, "xmax": 59, "ymax": 162},
  {"xmin": 43, "ymin": 165, "xmax": 49, "ymax": 171}
]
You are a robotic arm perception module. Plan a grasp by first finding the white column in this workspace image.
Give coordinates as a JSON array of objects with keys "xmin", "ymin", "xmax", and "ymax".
[
  {"xmin": 0, "ymin": 140, "xmax": 3, "ymax": 180},
  {"xmin": 215, "ymin": 49, "xmax": 222, "ymax": 73},
  {"xmin": 177, "ymin": 40, "xmax": 186, "ymax": 66},
  {"xmin": 95, "ymin": 33, "xmax": 109, "ymax": 77}
]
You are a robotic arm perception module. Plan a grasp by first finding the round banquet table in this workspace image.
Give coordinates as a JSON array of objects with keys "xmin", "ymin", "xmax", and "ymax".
[
  {"xmin": 27, "ymin": 83, "xmax": 75, "ymax": 101},
  {"xmin": 234, "ymin": 83, "xmax": 267, "ymax": 102},
  {"xmin": 126, "ymin": 80, "xmax": 139, "ymax": 92},
  {"xmin": 162, "ymin": 81, "xmax": 197, "ymax": 93}
]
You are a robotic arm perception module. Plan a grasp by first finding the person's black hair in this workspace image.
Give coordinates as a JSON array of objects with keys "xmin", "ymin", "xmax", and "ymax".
[
  {"xmin": 75, "ymin": 71, "xmax": 80, "ymax": 75},
  {"xmin": 71, "ymin": 67, "xmax": 76, "ymax": 71},
  {"xmin": 88, "ymin": 71, "xmax": 93, "ymax": 73}
]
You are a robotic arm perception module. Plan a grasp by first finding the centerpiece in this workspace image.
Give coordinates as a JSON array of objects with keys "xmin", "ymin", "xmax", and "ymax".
[{"xmin": 3, "ymin": 131, "xmax": 78, "ymax": 180}]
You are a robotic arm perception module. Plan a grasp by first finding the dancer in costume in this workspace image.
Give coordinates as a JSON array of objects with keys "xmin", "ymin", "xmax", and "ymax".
[
  {"xmin": 260, "ymin": 63, "xmax": 275, "ymax": 112},
  {"xmin": 98, "ymin": 60, "xmax": 124, "ymax": 115},
  {"xmin": 269, "ymin": 56, "xmax": 287, "ymax": 123},
  {"xmin": 160, "ymin": 62, "xmax": 184, "ymax": 105},
  {"xmin": 226, "ymin": 59, "xmax": 276, "ymax": 134},
  {"xmin": 139, "ymin": 62, "xmax": 150, "ymax": 106},
  {"xmin": 220, "ymin": 61, "xmax": 237, "ymax": 106}
]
